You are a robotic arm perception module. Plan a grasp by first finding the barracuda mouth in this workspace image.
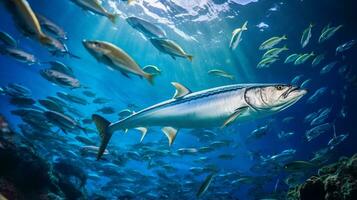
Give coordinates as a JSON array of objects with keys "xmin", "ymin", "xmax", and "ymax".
[{"xmin": 282, "ymin": 86, "xmax": 303, "ymax": 98}]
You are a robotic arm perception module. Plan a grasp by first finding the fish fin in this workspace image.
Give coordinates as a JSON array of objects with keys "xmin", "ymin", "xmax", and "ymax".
[
  {"xmin": 162, "ymin": 127, "xmax": 178, "ymax": 146},
  {"xmin": 171, "ymin": 82, "xmax": 191, "ymax": 99},
  {"xmin": 186, "ymin": 55, "xmax": 193, "ymax": 62},
  {"xmin": 171, "ymin": 56, "xmax": 176, "ymax": 60},
  {"xmin": 61, "ymin": 128, "xmax": 68, "ymax": 134},
  {"xmin": 120, "ymin": 71, "xmax": 131, "ymax": 78},
  {"xmin": 124, "ymin": 129, "xmax": 128, "ymax": 134},
  {"xmin": 79, "ymin": 126, "xmax": 88, "ymax": 134},
  {"xmin": 221, "ymin": 106, "xmax": 248, "ymax": 128},
  {"xmin": 232, "ymin": 28, "xmax": 241, "ymax": 36},
  {"xmin": 68, "ymin": 51, "xmax": 81, "ymax": 59},
  {"xmin": 107, "ymin": 13, "xmax": 119, "ymax": 24},
  {"xmin": 92, "ymin": 114, "xmax": 113, "ymax": 160},
  {"xmin": 135, "ymin": 127, "xmax": 148, "ymax": 143},
  {"xmin": 144, "ymin": 73, "xmax": 154, "ymax": 85},
  {"xmin": 39, "ymin": 34, "xmax": 52, "ymax": 46},
  {"xmin": 242, "ymin": 21, "xmax": 248, "ymax": 30}
]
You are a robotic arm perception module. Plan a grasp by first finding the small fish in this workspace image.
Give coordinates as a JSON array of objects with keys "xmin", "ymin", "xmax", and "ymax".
[
  {"xmin": 294, "ymin": 52, "xmax": 314, "ymax": 65},
  {"xmin": 282, "ymin": 116, "xmax": 294, "ymax": 123},
  {"xmin": 305, "ymin": 123, "xmax": 331, "ymax": 142},
  {"xmin": 150, "ymin": 38, "xmax": 193, "ymax": 61},
  {"xmin": 300, "ymin": 79, "xmax": 312, "ymax": 89},
  {"xmin": 44, "ymin": 110, "xmax": 86, "ymax": 134},
  {"xmin": 70, "ymin": 0, "xmax": 119, "ymax": 23},
  {"xmin": 126, "ymin": 16, "xmax": 166, "ymax": 39},
  {"xmin": 38, "ymin": 99, "xmax": 64, "ymax": 113},
  {"xmin": 262, "ymin": 46, "xmax": 288, "ymax": 59},
  {"xmin": 336, "ymin": 39, "xmax": 356, "ymax": 54},
  {"xmin": 97, "ymin": 106, "xmax": 115, "ymax": 114},
  {"xmin": 5, "ymin": 0, "xmax": 54, "ymax": 47},
  {"xmin": 318, "ymin": 24, "xmax": 343, "ymax": 43},
  {"xmin": 320, "ymin": 61, "xmax": 338, "ymax": 75},
  {"xmin": 208, "ymin": 69, "xmax": 235, "ymax": 80},
  {"xmin": 118, "ymin": 109, "xmax": 133, "ymax": 119},
  {"xmin": 257, "ymin": 57, "xmax": 278, "ymax": 68},
  {"xmin": 46, "ymin": 37, "xmax": 80, "ymax": 59},
  {"xmin": 259, "ymin": 35, "xmax": 287, "ymax": 50},
  {"xmin": 284, "ymin": 161, "xmax": 315, "ymax": 172},
  {"xmin": 311, "ymin": 54, "xmax": 325, "ymax": 67},
  {"xmin": 284, "ymin": 53, "xmax": 300, "ymax": 64},
  {"xmin": 40, "ymin": 69, "xmax": 81, "ymax": 89},
  {"xmin": 328, "ymin": 133, "xmax": 349, "ymax": 150},
  {"xmin": 93, "ymin": 97, "xmax": 111, "ymax": 104},
  {"xmin": 306, "ymin": 87, "xmax": 328, "ymax": 104},
  {"xmin": 82, "ymin": 90, "xmax": 96, "ymax": 97},
  {"xmin": 301, "ymin": 24, "xmax": 313, "ymax": 48},
  {"xmin": 82, "ymin": 40, "xmax": 155, "ymax": 84},
  {"xmin": 291, "ymin": 75, "xmax": 304, "ymax": 85},
  {"xmin": 229, "ymin": 21, "xmax": 248, "ymax": 50},
  {"xmin": 0, "ymin": 31, "xmax": 17, "ymax": 47},
  {"xmin": 36, "ymin": 13, "xmax": 67, "ymax": 40},
  {"xmin": 57, "ymin": 92, "xmax": 88, "ymax": 105},
  {"xmin": 46, "ymin": 61, "xmax": 74, "ymax": 76},
  {"xmin": 0, "ymin": 46, "xmax": 37, "ymax": 65},
  {"xmin": 278, "ymin": 131, "xmax": 295, "ymax": 139},
  {"xmin": 197, "ymin": 173, "xmax": 215, "ymax": 198},
  {"xmin": 10, "ymin": 97, "xmax": 35, "ymax": 106}
]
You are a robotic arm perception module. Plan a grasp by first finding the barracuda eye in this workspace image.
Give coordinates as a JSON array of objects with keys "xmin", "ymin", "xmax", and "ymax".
[{"xmin": 276, "ymin": 85, "xmax": 284, "ymax": 90}]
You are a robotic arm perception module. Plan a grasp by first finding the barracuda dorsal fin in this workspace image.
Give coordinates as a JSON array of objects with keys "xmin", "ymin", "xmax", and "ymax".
[
  {"xmin": 171, "ymin": 82, "xmax": 191, "ymax": 99},
  {"xmin": 162, "ymin": 127, "xmax": 178, "ymax": 146},
  {"xmin": 221, "ymin": 106, "xmax": 249, "ymax": 128},
  {"xmin": 135, "ymin": 127, "xmax": 148, "ymax": 143}
]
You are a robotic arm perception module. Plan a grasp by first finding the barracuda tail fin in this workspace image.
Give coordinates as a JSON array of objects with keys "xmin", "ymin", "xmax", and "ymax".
[{"xmin": 92, "ymin": 114, "xmax": 113, "ymax": 160}]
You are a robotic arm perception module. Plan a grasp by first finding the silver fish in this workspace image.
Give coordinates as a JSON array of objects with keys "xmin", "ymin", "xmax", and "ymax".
[
  {"xmin": 92, "ymin": 83, "xmax": 306, "ymax": 159},
  {"xmin": 126, "ymin": 16, "xmax": 166, "ymax": 39},
  {"xmin": 301, "ymin": 24, "xmax": 313, "ymax": 48}
]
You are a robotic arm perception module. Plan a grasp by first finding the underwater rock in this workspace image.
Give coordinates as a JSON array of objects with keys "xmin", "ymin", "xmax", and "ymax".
[
  {"xmin": 0, "ymin": 114, "xmax": 86, "ymax": 200},
  {"xmin": 287, "ymin": 154, "xmax": 357, "ymax": 200}
]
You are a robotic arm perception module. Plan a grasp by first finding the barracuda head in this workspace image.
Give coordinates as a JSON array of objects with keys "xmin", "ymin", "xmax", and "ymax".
[{"xmin": 245, "ymin": 84, "xmax": 307, "ymax": 112}]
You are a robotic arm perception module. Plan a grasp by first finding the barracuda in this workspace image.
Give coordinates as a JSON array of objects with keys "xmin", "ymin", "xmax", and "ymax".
[{"xmin": 93, "ymin": 83, "xmax": 307, "ymax": 159}]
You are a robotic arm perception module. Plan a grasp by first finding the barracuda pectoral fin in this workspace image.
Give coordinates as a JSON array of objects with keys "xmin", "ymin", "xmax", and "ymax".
[
  {"xmin": 135, "ymin": 127, "xmax": 148, "ymax": 143},
  {"xmin": 171, "ymin": 82, "xmax": 191, "ymax": 99},
  {"xmin": 221, "ymin": 106, "xmax": 249, "ymax": 128},
  {"xmin": 162, "ymin": 127, "xmax": 178, "ymax": 146}
]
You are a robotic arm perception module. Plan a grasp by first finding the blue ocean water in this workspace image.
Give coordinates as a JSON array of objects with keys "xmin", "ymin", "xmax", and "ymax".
[{"xmin": 0, "ymin": 0, "xmax": 356, "ymax": 199}]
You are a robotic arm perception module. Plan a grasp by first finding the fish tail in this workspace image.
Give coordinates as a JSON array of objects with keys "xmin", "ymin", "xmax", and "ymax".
[
  {"xmin": 68, "ymin": 51, "xmax": 81, "ymax": 59},
  {"xmin": 107, "ymin": 13, "xmax": 119, "ymax": 24},
  {"xmin": 186, "ymin": 55, "xmax": 193, "ymax": 62},
  {"xmin": 92, "ymin": 114, "xmax": 113, "ymax": 160},
  {"xmin": 242, "ymin": 21, "xmax": 248, "ymax": 30},
  {"xmin": 144, "ymin": 73, "xmax": 155, "ymax": 85},
  {"xmin": 39, "ymin": 34, "xmax": 52, "ymax": 46},
  {"xmin": 282, "ymin": 35, "xmax": 287, "ymax": 40}
]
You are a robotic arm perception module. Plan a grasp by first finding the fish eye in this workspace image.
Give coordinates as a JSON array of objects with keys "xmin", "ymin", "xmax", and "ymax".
[{"xmin": 276, "ymin": 85, "xmax": 284, "ymax": 90}]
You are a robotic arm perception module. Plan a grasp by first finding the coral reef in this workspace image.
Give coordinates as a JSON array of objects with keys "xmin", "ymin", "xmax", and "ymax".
[
  {"xmin": 287, "ymin": 154, "xmax": 357, "ymax": 200},
  {"xmin": 0, "ymin": 114, "xmax": 86, "ymax": 200}
]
